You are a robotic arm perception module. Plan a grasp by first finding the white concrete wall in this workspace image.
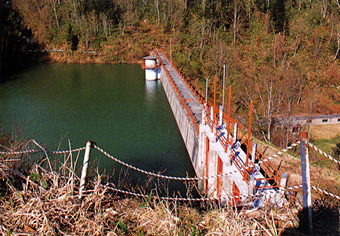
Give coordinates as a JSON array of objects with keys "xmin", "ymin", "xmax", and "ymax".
[
  {"xmin": 160, "ymin": 68, "xmax": 203, "ymax": 191},
  {"xmin": 145, "ymin": 69, "xmax": 157, "ymax": 81},
  {"xmin": 145, "ymin": 59, "xmax": 157, "ymax": 68}
]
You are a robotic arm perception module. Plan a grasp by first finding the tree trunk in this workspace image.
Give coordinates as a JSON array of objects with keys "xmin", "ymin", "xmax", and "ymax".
[
  {"xmin": 334, "ymin": 26, "xmax": 340, "ymax": 60},
  {"xmin": 233, "ymin": 3, "xmax": 238, "ymax": 44},
  {"xmin": 50, "ymin": 0, "xmax": 60, "ymax": 29},
  {"xmin": 155, "ymin": 0, "xmax": 160, "ymax": 25}
]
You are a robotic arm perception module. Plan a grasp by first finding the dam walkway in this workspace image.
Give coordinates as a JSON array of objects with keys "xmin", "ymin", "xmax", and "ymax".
[{"xmin": 152, "ymin": 49, "xmax": 285, "ymax": 206}]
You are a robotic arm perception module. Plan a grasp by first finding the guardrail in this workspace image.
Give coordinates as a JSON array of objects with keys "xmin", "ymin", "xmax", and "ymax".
[
  {"xmin": 157, "ymin": 58, "xmax": 199, "ymax": 134},
  {"xmin": 156, "ymin": 48, "xmax": 282, "ymax": 189}
]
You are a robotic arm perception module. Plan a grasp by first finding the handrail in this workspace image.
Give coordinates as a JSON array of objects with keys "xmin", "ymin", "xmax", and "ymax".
[
  {"xmin": 156, "ymin": 48, "xmax": 282, "ymax": 189},
  {"xmin": 159, "ymin": 48, "xmax": 205, "ymax": 105},
  {"xmin": 228, "ymin": 146, "xmax": 250, "ymax": 183},
  {"xmin": 160, "ymin": 63, "xmax": 199, "ymax": 134}
]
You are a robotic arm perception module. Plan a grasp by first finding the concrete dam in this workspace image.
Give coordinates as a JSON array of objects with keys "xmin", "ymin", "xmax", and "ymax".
[{"xmin": 143, "ymin": 49, "xmax": 287, "ymax": 205}]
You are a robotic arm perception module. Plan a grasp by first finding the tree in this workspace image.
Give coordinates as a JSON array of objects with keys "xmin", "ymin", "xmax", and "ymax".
[
  {"xmin": 232, "ymin": 0, "xmax": 244, "ymax": 44},
  {"xmin": 269, "ymin": 0, "xmax": 287, "ymax": 34}
]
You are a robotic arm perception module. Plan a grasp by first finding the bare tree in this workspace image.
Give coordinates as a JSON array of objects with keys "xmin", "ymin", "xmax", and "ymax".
[
  {"xmin": 100, "ymin": 13, "xmax": 108, "ymax": 38},
  {"xmin": 273, "ymin": 33, "xmax": 285, "ymax": 67},
  {"xmin": 232, "ymin": 0, "xmax": 241, "ymax": 45},
  {"xmin": 334, "ymin": 25, "xmax": 340, "ymax": 60},
  {"xmin": 50, "ymin": 0, "xmax": 60, "ymax": 29}
]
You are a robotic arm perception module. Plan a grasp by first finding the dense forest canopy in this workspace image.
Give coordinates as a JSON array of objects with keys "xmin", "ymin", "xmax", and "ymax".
[{"xmin": 1, "ymin": 0, "xmax": 340, "ymax": 146}]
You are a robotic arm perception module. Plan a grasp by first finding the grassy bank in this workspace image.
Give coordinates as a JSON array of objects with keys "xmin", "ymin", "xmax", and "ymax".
[{"xmin": 1, "ymin": 129, "xmax": 340, "ymax": 235}]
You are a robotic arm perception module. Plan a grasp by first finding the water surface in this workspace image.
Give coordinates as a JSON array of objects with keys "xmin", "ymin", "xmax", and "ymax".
[{"xmin": 0, "ymin": 63, "xmax": 195, "ymax": 193}]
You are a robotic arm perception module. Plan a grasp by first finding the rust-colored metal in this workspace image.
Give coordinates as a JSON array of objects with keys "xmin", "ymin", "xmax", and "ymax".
[
  {"xmin": 213, "ymin": 75, "xmax": 217, "ymax": 124},
  {"xmin": 162, "ymin": 61, "xmax": 199, "ymax": 134},
  {"xmin": 217, "ymin": 156, "xmax": 223, "ymax": 198},
  {"xmin": 232, "ymin": 181, "xmax": 240, "ymax": 205},
  {"xmin": 227, "ymin": 86, "xmax": 231, "ymax": 144},
  {"xmin": 160, "ymin": 49, "xmax": 281, "ymax": 188},
  {"xmin": 205, "ymin": 136, "xmax": 210, "ymax": 192},
  {"xmin": 246, "ymin": 101, "xmax": 253, "ymax": 167}
]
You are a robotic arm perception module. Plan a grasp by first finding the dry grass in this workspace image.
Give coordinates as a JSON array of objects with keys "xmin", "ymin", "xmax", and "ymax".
[
  {"xmin": 309, "ymin": 124, "xmax": 340, "ymax": 140},
  {"xmin": 0, "ymin": 133, "xmax": 303, "ymax": 235},
  {"xmin": 0, "ymin": 157, "xmax": 300, "ymax": 235}
]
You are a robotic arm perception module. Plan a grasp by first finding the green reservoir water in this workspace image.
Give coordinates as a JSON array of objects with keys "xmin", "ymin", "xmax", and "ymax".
[{"xmin": 0, "ymin": 63, "xmax": 195, "ymax": 193}]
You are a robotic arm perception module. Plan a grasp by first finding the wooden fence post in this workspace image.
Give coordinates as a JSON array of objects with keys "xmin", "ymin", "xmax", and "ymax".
[
  {"xmin": 299, "ymin": 132, "xmax": 313, "ymax": 235},
  {"xmin": 79, "ymin": 141, "xmax": 92, "ymax": 199}
]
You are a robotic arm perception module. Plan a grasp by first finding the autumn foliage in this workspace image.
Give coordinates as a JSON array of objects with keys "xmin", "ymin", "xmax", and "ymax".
[{"xmin": 2, "ymin": 0, "xmax": 340, "ymax": 145}]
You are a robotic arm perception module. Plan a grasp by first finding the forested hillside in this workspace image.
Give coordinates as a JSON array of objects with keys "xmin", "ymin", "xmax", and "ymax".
[{"xmin": 1, "ymin": 0, "xmax": 340, "ymax": 146}]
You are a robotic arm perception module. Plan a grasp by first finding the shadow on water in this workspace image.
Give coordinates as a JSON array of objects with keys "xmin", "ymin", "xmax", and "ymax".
[{"xmin": 0, "ymin": 1, "xmax": 46, "ymax": 82}]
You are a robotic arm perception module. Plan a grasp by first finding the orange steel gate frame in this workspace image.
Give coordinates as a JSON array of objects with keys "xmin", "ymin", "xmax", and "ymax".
[{"xmin": 152, "ymin": 48, "xmax": 282, "ymax": 194}]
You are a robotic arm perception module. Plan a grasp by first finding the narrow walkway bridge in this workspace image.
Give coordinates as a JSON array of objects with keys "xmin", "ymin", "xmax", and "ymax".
[{"xmin": 150, "ymin": 49, "xmax": 286, "ymax": 206}]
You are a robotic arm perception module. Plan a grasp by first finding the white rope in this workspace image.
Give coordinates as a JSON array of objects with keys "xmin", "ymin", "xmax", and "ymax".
[
  {"xmin": 102, "ymin": 183, "xmax": 303, "ymax": 202},
  {"xmin": 256, "ymin": 141, "xmax": 300, "ymax": 164},
  {"xmin": 308, "ymin": 142, "xmax": 340, "ymax": 165},
  {"xmin": 93, "ymin": 144, "xmax": 238, "ymax": 181},
  {"xmin": 311, "ymin": 186, "xmax": 340, "ymax": 201},
  {"xmin": 49, "ymin": 147, "xmax": 86, "ymax": 154},
  {"xmin": 0, "ymin": 147, "xmax": 86, "ymax": 155},
  {"xmin": 0, "ymin": 149, "xmax": 40, "ymax": 155}
]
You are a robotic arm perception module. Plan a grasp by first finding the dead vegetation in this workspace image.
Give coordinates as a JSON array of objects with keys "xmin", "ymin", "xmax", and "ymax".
[
  {"xmin": 0, "ymin": 162, "xmax": 299, "ymax": 235},
  {"xmin": 309, "ymin": 124, "xmax": 340, "ymax": 141},
  {"xmin": 0, "ymin": 131, "xmax": 303, "ymax": 235},
  {"xmin": 0, "ymin": 129, "xmax": 339, "ymax": 235}
]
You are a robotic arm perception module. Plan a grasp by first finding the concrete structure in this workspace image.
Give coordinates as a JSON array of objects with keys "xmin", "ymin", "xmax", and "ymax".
[
  {"xmin": 143, "ymin": 56, "xmax": 161, "ymax": 80},
  {"xmin": 274, "ymin": 114, "xmax": 340, "ymax": 133},
  {"xmin": 152, "ymin": 49, "xmax": 285, "ymax": 206}
]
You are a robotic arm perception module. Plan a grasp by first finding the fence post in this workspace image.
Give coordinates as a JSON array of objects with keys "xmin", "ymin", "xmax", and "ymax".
[
  {"xmin": 219, "ymin": 105, "xmax": 223, "ymax": 126},
  {"xmin": 251, "ymin": 143, "xmax": 257, "ymax": 163},
  {"xmin": 246, "ymin": 101, "xmax": 253, "ymax": 167},
  {"xmin": 233, "ymin": 123, "xmax": 238, "ymax": 143},
  {"xmin": 79, "ymin": 141, "xmax": 92, "ymax": 199},
  {"xmin": 299, "ymin": 132, "xmax": 313, "ymax": 235},
  {"xmin": 280, "ymin": 172, "xmax": 287, "ymax": 188},
  {"xmin": 248, "ymin": 175, "xmax": 255, "ymax": 195}
]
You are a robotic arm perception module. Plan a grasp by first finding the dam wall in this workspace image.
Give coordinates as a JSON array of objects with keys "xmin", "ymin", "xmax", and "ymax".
[{"xmin": 159, "ymin": 68, "xmax": 204, "ymax": 183}]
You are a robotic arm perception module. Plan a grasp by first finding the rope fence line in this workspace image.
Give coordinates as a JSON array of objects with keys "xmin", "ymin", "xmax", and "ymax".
[
  {"xmin": 102, "ymin": 183, "xmax": 304, "ymax": 202},
  {"xmin": 257, "ymin": 141, "xmax": 300, "ymax": 165},
  {"xmin": 93, "ymin": 144, "xmax": 238, "ymax": 181},
  {"xmin": 0, "ymin": 147, "xmax": 86, "ymax": 156},
  {"xmin": 308, "ymin": 142, "xmax": 340, "ymax": 165},
  {"xmin": 3, "ymin": 142, "xmax": 340, "ymax": 202},
  {"xmin": 0, "ymin": 142, "xmax": 307, "ymax": 182},
  {"xmin": 1, "ymin": 143, "xmax": 299, "ymax": 182},
  {"xmin": 311, "ymin": 186, "xmax": 340, "ymax": 201},
  {"xmin": 0, "ymin": 143, "xmax": 297, "ymax": 181}
]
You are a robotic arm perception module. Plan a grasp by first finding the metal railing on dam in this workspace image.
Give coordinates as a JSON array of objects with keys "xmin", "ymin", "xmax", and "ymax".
[{"xmin": 152, "ymin": 48, "xmax": 289, "ymax": 205}]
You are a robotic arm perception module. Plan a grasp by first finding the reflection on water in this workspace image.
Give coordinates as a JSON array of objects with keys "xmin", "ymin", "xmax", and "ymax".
[
  {"xmin": 0, "ymin": 64, "xmax": 195, "ymax": 194},
  {"xmin": 144, "ymin": 80, "xmax": 159, "ymax": 104}
]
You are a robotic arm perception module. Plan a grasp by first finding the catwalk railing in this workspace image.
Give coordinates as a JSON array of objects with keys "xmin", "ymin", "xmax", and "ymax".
[{"xmin": 154, "ymin": 48, "xmax": 283, "ymax": 188}]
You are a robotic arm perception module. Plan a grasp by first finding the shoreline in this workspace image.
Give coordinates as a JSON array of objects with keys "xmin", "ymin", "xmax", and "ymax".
[{"xmin": 43, "ymin": 51, "xmax": 144, "ymax": 65}]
